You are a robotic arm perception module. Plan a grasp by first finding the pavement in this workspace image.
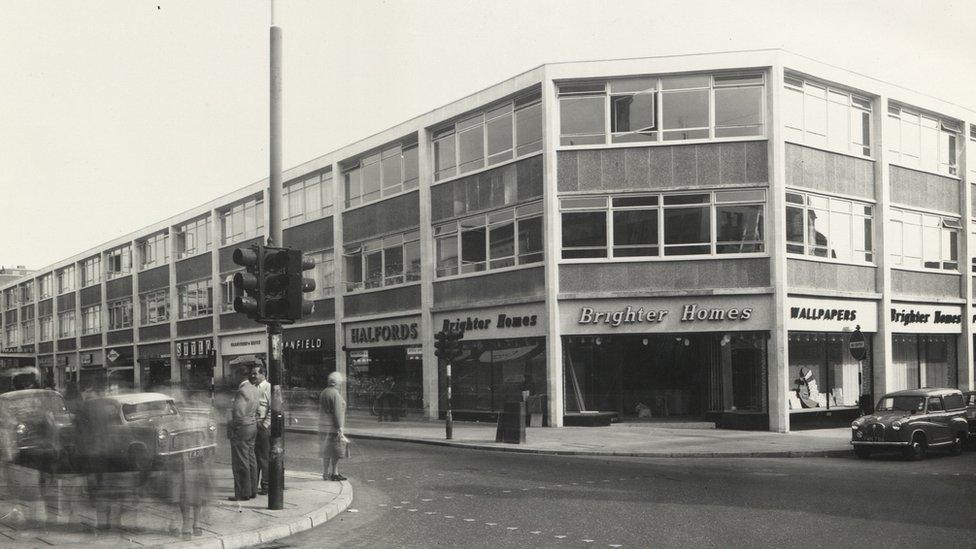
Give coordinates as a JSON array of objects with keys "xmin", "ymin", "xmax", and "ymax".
[
  {"xmin": 285, "ymin": 411, "xmax": 855, "ymax": 458},
  {"xmin": 0, "ymin": 462, "xmax": 352, "ymax": 548}
]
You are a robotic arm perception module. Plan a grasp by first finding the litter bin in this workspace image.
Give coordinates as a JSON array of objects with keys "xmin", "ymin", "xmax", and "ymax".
[
  {"xmin": 525, "ymin": 395, "xmax": 544, "ymax": 427},
  {"xmin": 495, "ymin": 401, "xmax": 526, "ymax": 444}
]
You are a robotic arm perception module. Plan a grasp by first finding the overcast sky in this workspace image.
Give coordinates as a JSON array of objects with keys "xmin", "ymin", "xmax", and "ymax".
[{"xmin": 2, "ymin": 0, "xmax": 974, "ymax": 270}]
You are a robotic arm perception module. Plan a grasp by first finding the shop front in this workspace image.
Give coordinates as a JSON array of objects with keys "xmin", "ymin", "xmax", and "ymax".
[
  {"xmin": 56, "ymin": 353, "xmax": 77, "ymax": 390},
  {"xmin": 560, "ymin": 295, "xmax": 772, "ymax": 428},
  {"xmin": 343, "ymin": 316, "xmax": 422, "ymax": 416},
  {"xmin": 219, "ymin": 332, "xmax": 266, "ymax": 389},
  {"xmin": 105, "ymin": 346, "xmax": 135, "ymax": 390},
  {"xmin": 176, "ymin": 337, "xmax": 215, "ymax": 396},
  {"xmin": 786, "ymin": 296, "xmax": 877, "ymax": 428},
  {"xmin": 283, "ymin": 324, "xmax": 336, "ymax": 391},
  {"xmin": 889, "ymin": 302, "xmax": 961, "ymax": 391},
  {"xmin": 434, "ymin": 304, "xmax": 547, "ymax": 422},
  {"xmin": 138, "ymin": 342, "xmax": 171, "ymax": 391},
  {"xmin": 37, "ymin": 355, "xmax": 54, "ymax": 389},
  {"xmin": 78, "ymin": 350, "xmax": 105, "ymax": 392}
]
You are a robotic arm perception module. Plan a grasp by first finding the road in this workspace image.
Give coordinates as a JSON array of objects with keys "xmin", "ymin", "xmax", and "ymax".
[{"xmin": 234, "ymin": 432, "xmax": 976, "ymax": 549}]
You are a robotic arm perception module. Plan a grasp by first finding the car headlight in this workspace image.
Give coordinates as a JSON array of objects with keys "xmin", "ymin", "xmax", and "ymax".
[
  {"xmin": 14, "ymin": 424, "xmax": 26, "ymax": 436},
  {"xmin": 157, "ymin": 429, "xmax": 169, "ymax": 441},
  {"xmin": 891, "ymin": 421, "xmax": 902, "ymax": 431},
  {"xmin": 851, "ymin": 421, "xmax": 861, "ymax": 429},
  {"xmin": 208, "ymin": 424, "xmax": 217, "ymax": 432}
]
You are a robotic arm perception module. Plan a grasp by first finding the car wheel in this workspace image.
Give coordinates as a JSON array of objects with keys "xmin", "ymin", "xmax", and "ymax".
[
  {"xmin": 853, "ymin": 446, "xmax": 872, "ymax": 459},
  {"xmin": 949, "ymin": 433, "xmax": 964, "ymax": 456},
  {"xmin": 903, "ymin": 436, "xmax": 926, "ymax": 461},
  {"xmin": 127, "ymin": 446, "xmax": 152, "ymax": 472}
]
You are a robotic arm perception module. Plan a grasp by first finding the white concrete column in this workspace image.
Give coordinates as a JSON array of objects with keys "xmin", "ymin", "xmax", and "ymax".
[
  {"xmin": 874, "ymin": 94, "xmax": 894, "ymax": 397},
  {"xmin": 332, "ymin": 162, "xmax": 347, "ymax": 401},
  {"xmin": 168, "ymin": 226, "xmax": 179, "ymax": 383},
  {"xmin": 417, "ymin": 130, "xmax": 438, "ymax": 420},
  {"xmin": 541, "ymin": 70, "xmax": 564, "ymax": 427},
  {"xmin": 131, "ymin": 239, "xmax": 142, "ymax": 389},
  {"xmin": 210, "ymin": 208, "xmax": 223, "ymax": 383},
  {"xmin": 959, "ymin": 125, "xmax": 974, "ymax": 391},
  {"xmin": 767, "ymin": 62, "xmax": 790, "ymax": 433}
]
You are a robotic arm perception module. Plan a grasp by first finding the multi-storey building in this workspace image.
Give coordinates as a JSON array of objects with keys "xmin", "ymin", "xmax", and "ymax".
[{"xmin": 3, "ymin": 49, "xmax": 974, "ymax": 431}]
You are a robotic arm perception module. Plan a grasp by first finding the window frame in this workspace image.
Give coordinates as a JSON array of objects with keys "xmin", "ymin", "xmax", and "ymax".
[
  {"xmin": 220, "ymin": 196, "xmax": 265, "ymax": 246},
  {"xmin": 887, "ymin": 207, "xmax": 960, "ymax": 272},
  {"xmin": 886, "ymin": 104, "xmax": 960, "ymax": 177},
  {"xmin": 785, "ymin": 190, "xmax": 875, "ymax": 265},
  {"xmin": 81, "ymin": 256, "xmax": 102, "ymax": 287},
  {"xmin": 175, "ymin": 216, "xmax": 212, "ymax": 259},
  {"xmin": 107, "ymin": 298, "xmax": 133, "ymax": 331},
  {"xmin": 81, "ymin": 304, "xmax": 101, "ymax": 335},
  {"xmin": 139, "ymin": 288, "xmax": 170, "ymax": 326},
  {"xmin": 105, "ymin": 246, "xmax": 132, "ymax": 280},
  {"xmin": 343, "ymin": 231, "xmax": 421, "ymax": 293},
  {"xmin": 138, "ymin": 232, "xmax": 169, "ymax": 271},
  {"xmin": 344, "ymin": 143, "xmax": 420, "ymax": 209},
  {"xmin": 559, "ymin": 190, "xmax": 766, "ymax": 261},
  {"xmin": 177, "ymin": 278, "xmax": 213, "ymax": 320},
  {"xmin": 434, "ymin": 201, "xmax": 544, "ymax": 279},
  {"xmin": 57, "ymin": 310, "xmax": 75, "ymax": 339}
]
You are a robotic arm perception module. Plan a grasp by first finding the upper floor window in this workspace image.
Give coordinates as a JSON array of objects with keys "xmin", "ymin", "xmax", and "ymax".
[
  {"xmin": 968, "ymin": 125, "xmax": 976, "ymax": 183},
  {"xmin": 436, "ymin": 202, "xmax": 543, "ymax": 277},
  {"xmin": 344, "ymin": 143, "xmax": 419, "ymax": 208},
  {"xmin": 106, "ymin": 246, "xmax": 132, "ymax": 279},
  {"xmin": 19, "ymin": 281, "xmax": 33, "ymax": 304},
  {"xmin": 783, "ymin": 75, "xmax": 872, "ymax": 157},
  {"xmin": 176, "ymin": 216, "xmax": 212, "ymax": 259},
  {"xmin": 108, "ymin": 298, "xmax": 132, "ymax": 330},
  {"xmin": 786, "ymin": 191, "xmax": 873, "ymax": 263},
  {"xmin": 57, "ymin": 266, "xmax": 75, "ymax": 294},
  {"xmin": 178, "ymin": 279, "xmax": 213, "ymax": 319},
  {"xmin": 39, "ymin": 316, "xmax": 53, "ymax": 342},
  {"xmin": 138, "ymin": 233, "xmax": 169, "ymax": 270},
  {"xmin": 140, "ymin": 289, "xmax": 170, "ymax": 325},
  {"xmin": 284, "ymin": 170, "xmax": 335, "ymax": 227},
  {"xmin": 3, "ymin": 288, "xmax": 16, "ymax": 310},
  {"xmin": 345, "ymin": 231, "xmax": 420, "ymax": 292},
  {"xmin": 19, "ymin": 320, "xmax": 33, "ymax": 345},
  {"xmin": 220, "ymin": 196, "xmax": 265, "ymax": 246},
  {"xmin": 561, "ymin": 191, "xmax": 765, "ymax": 259},
  {"xmin": 58, "ymin": 310, "xmax": 75, "ymax": 338},
  {"xmin": 558, "ymin": 73, "xmax": 764, "ymax": 147},
  {"xmin": 81, "ymin": 305, "xmax": 101, "ymax": 335},
  {"xmin": 3, "ymin": 325, "xmax": 17, "ymax": 348},
  {"xmin": 888, "ymin": 208, "xmax": 959, "ymax": 271},
  {"xmin": 38, "ymin": 274, "xmax": 52, "ymax": 299},
  {"xmin": 306, "ymin": 249, "xmax": 335, "ymax": 300},
  {"xmin": 885, "ymin": 105, "xmax": 960, "ymax": 176},
  {"xmin": 81, "ymin": 256, "xmax": 101, "ymax": 287},
  {"xmin": 433, "ymin": 93, "xmax": 542, "ymax": 182}
]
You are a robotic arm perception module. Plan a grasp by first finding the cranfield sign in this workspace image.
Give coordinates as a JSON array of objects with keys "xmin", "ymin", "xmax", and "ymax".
[{"xmin": 560, "ymin": 296, "xmax": 770, "ymax": 335}]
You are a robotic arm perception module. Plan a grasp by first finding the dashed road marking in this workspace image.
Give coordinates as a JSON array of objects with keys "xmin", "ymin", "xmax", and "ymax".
[
  {"xmin": 392, "ymin": 506, "xmax": 402, "ymax": 509},
  {"xmin": 582, "ymin": 540, "xmax": 594, "ymax": 543},
  {"xmin": 366, "ymin": 479, "xmax": 375, "ymax": 482},
  {"xmin": 444, "ymin": 515, "xmax": 455, "ymax": 519},
  {"xmin": 378, "ymin": 504, "xmax": 387, "ymax": 507},
  {"xmin": 386, "ymin": 477, "xmax": 394, "ymax": 480},
  {"xmin": 555, "ymin": 535, "xmax": 566, "ymax": 539},
  {"xmin": 425, "ymin": 512, "xmax": 436, "ymax": 515},
  {"xmin": 464, "ymin": 518, "xmax": 475, "ymax": 522},
  {"xmin": 400, "ymin": 501, "xmax": 410, "ymax": 504},
  {"xmin": 444, "ymin": 496, "xmax": 453, "ymax": 499},
  {"xmin": 503, "ymin": 490, "xmax": 512, "ymax": 493},
  {"xmin": 530, "ymin": 531, "xmax": 542, "ymax": 534},
  {"xmin": 347, "ymin": 509, "xmax": 358, "ymax": 513},
  {"xmin": 421, "ymin": 498, "xmax": 432, "ymax": 502},
  {"xmin": 486, "ymin": 522, "xmax": 497, "ymax": 526},
  {"xmin": 507, "ymin": 526, "xmax": 518, "ymax": 530},
  {"xmin": 609, "ymin": 544, "xmax": 622, "ymax": 547}
]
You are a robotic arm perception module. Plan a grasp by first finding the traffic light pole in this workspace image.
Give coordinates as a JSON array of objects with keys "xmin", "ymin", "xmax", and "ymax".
[
  {"xmin": 445, "ymin": 361, "xmax": 453, "ymax": 440},
  {"xmin": 267, "ymin": 23, "xmax": 285, "ymax": 510}
]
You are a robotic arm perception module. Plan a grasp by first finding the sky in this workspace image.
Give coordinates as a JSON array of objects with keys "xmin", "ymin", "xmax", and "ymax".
[{"xmin": 2, "ymin": 0, "xmax": 974, "ymax": 270}]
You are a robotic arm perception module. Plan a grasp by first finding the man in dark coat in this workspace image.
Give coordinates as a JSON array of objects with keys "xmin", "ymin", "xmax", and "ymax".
[{"xmin": 229, "ymin": 376, "xmax": 261, "ymax": 501}]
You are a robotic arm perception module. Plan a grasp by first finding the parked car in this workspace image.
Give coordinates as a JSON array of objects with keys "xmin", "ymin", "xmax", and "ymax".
[
  {"xmin": 73, "ymin": 392, "xmax": 217, "ymax": 472},
  {"xmin": 851, "ymin": 388, "xmax": 969, "ymax": 460},
  {"xmin": 964, "ymin": 391, "xmax": 976, "ymax": 443},
  {"xmin": 0, "ymin": 389, "xmax": 74, "ymax": 468}
]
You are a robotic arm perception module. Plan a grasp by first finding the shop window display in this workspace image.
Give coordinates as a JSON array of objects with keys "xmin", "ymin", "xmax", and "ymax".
[
  {"xmin": 890, "ymin": 334, "xmax": 957, "ymax": 392},
  {"xmin": 346, "ymin": 347, "xmax": 424, "ymax": 416},
  {"xmin": 438, "ymin": 337, "xmax": 546, "ymax": 418},
  {"xmin": 787, "ymin": 332, "xmax": 871, "ymax": 410}
]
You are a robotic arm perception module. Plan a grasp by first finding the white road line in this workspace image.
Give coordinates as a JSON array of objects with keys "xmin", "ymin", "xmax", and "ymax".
[
  {"xmin": 530, "ymin": 531, "xmax": 542, "ymax": 534},
  {"xmin": 366, "ymin": 479, "xmax": 375, "ymax": 482},
  {"xmin": 421, "ymin": 498, "xmax": 432, "ymax": 501},
  {"xmin": 464, "ymin": 518, "xmax": 475, "ymax": 522},
  {"xmin": 408, "ymin": 509, "xmax": 417, "ymax": 512},
  {"xmin": 555, "ymin": 535, "xmax": 566, "ymax": 539},
  {"xmin": 348, "ymin": 509, "xmax": 359, "ymax": 513},
  {"xmin": 425, "ymin": 512, "xmax": 436, "ymax": 515},
  {"xmin": 503, "ymin": 490, "xmax": 512, "ymax": 493},
  {"xmin": 486, "ymin": 522, "xmax": 497, "ymax": 526},
  {"xmin": 393, "ymin": 506, "xmax": 402, "ymax": 509},
  {"xmin": 385, "ymin": 477, "xmax": 394, "ymax": 480},
  {"xmin": 609, "ymin": 544, "xmax": 622, "ymax": 547},
  {"xmin": 582, "ymin": 539, "xmax": 594, "ymax": 543},
  {"xmin": 400, "ymin": 501, "xmax": 410, "ymax": 504},
  {"xmin": 378, "ymin": 504, "xmax": 387, "ymax": 507},
  {"xmin": 444, "ymin": 515, "xmax": 455, "ymax": 519},
  {"xmin": 507, "ymin": 527, "xmax": 518, "ymax": 530}
]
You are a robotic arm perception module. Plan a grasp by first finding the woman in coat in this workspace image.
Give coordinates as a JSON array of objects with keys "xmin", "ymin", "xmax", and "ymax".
[{"xmin": 318, "ymin": 372, "xmax": 347, "ymax": 481}]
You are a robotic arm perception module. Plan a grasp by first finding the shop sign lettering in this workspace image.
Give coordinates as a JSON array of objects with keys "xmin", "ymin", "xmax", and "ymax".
[
  {"xmin": 175, "ymin": 338, "xmax": 213, "ymax": 358},
  {"xmin": 790, "ymin": 307, "xmax": 856, "ymax": 321},
  {"xmin": 441, "ymin": 314, "xmax": 538, "ymax": 333},
  {"xmin": 578, "ymin": 305, "xmax": 752, "ymax": 327},
  {"xmin": 350, "ymin": 323, "xmax": 419, "ymax": 344},
  {"xmin": 891, "ymin": 308, "xmax": 961, "ymax": 326},
  {"xmin": 284, "ymin": 338, "xmax": 324, "ymax": 350}
]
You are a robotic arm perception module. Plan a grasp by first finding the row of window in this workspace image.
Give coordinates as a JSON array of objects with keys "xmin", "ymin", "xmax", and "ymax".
[
  {"xmin": 344, "ymin": 144, "xmax": 419, "ymax": 208},
  {"xmin": 783, "ymin": 74, "xmax": 872, "ymax": 157},
  {"xmin": 435, "ymin": 202, "xmax": 544, "ymax": 277},
  {"xmin": 345, "ymin": 234, "xmax": 421, "ymax": 292},
  {"xmin": 558, "ymin": 73, "xmax": 765, "ymax": 146},
  {"xmin": 561, "ymin": 191, "xmax": 765, "ymax": 258},
  {"xmin": 885, "ymin": 105, "xmax": 960, "ymax": 176}
]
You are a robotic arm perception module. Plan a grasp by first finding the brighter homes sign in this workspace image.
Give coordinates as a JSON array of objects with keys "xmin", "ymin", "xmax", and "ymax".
[{"xmin": 560, "ymin": 295, "xmax": 771, "ymax": 334}]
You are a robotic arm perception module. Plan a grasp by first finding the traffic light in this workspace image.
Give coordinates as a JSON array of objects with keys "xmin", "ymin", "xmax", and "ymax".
[
  {"xmin": 285, "ymin": 250, "xmax": 316, "ymax": 321},
  {"xmin": 434, "ymin": 329, "xmax": 465, "ymax": 361},
  {"xmin": 232, "ymin": 244, "xmax": 264, "ymax": 319},
  {"xmin": 262, "ymin": 246, "xmax": 292, "ymax": 320}
]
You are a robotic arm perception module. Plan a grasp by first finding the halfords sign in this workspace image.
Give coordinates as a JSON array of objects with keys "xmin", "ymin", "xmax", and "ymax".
[
  {"xmin": 560, "ymin": 296, "xmax": 770, "ymax": 335},
  {"xmin": 344, "ymin": 316, "xmax": 421, "ymax": 348}
]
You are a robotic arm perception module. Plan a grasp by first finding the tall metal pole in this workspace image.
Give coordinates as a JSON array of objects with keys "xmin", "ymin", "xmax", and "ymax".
[
  {"xmin": 267, "ymin": 24, "xmax": 285, "ymax": 511},
  {"xmin": 445, "ymin": 361, "xmax": 453, "ymax": 439}
]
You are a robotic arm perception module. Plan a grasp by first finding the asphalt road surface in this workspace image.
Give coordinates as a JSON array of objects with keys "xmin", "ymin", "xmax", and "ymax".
[{"xmin": 230, "ymin": 432, "xmax": 976, "ymax": 549}]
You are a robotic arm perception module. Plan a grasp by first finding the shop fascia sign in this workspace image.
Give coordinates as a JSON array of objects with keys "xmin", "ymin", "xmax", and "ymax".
[
  {"xmin": 577, "ymin": 303, "xmax": 752, "ymax": 328},
  {"xmin": 786, "ymin": 296, "xmax": 877, "ymax": 332},
  {"xmin": 220, "ymin": 333, "xmax": 267, "ymax": 355},
  {"xmin": 284, "ymin": 337, "xmax": 325, "ymax": 350},
  {"xmin": 440, "ymin": 312, "xmax": 539, "ymax": 334},
  {"xmin": 348, "ymin": 321, "xmax": 419, "ymax": 345},
  {"xmin": 175, "ymin": 338, "xmax": 214, "ymax": 358},
  {"xmin": 890, "ymin": 303, "xmax": 962, "ymax": 333}
]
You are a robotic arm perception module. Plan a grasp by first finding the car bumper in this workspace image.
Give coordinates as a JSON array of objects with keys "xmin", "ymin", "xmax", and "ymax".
[
  {"xmin": 851, "ymin": 440, "xmax": 910, "ymax": 447},
  {"xmin": 157, "ymin": 444, "xmax": 216, "ymax": 458}
]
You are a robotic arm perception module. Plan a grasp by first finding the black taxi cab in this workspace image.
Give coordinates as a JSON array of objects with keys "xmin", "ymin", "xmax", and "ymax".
[{"xmin": 851, "ymin": 388, "xmax": 969, "ymax": 460}]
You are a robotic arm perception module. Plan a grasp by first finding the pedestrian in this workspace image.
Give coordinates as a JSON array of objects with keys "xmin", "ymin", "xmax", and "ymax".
[
  {"xmin": 318, "ymin": 372, "xmax": 347, "ymax": 482},
  {"xmin": 228, "ymin": 375, "xmax": 261, "ymax": 501},
  {"xmin": 241, "ymin": 364, "xmax": 271, "ymax": 495}
]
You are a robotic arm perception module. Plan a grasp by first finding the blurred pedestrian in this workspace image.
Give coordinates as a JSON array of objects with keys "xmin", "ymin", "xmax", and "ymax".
[
  {"xmin": 228, "ymin": 378, "xmax": 260, "ymax": 501},
  {"xmin": 241, "ymin": 365, "xmax": 271, "ymax": 495},
  {"xmin": 318, "ymin": 372, "xmax": 347, "ymax": 481}
]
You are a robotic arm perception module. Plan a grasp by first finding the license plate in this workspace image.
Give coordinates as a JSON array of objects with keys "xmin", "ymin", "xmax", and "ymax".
[{"xmin": 188, "ymin": 449, "xmax": 205, "ymax": 459}]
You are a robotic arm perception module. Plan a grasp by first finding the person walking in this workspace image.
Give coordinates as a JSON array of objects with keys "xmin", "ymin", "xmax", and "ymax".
[
  {"xmin": 318, "ymin": 372, "xmax": 347, "ymax": 481},
  {"xmin": 229, "ymin": 374, "xmax": 261, "ymax": 501},
  {"xmin": 241, "ymin": 364, "xmax": 271, "ymax": 496}
]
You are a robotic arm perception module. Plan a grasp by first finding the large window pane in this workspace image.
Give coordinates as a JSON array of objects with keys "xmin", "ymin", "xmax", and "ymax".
[
  {"xmin": 715, "ymin": 87, "xmax": 762, "ymax": 128},
  {"xmin": 436, "ymin": 235, "xmax": 458, "ymax": 277},
  {"xmin": 345, "ymin": 167, "xmax": 361, "ymax": 207},
  {"xmin": 486, "ymin": 112, "xmax": 513, "ymax": 165},
  {"xmin": 664, "ymin": 206, "xmax": 709, "ymax": 255},
  {"xmin": 434, "ymin": 135, "xmax": 456, "ymax": 180},
  {"xmin": 716, "ymin": 204, "xmax": 764, "ymax": 253},
  {"xmin": 828, "ymin": 211, "xmax": 851, "ymax": 260},
  {"xmin": 382, "ymin": 150, "xmax": 401, "ymax": 190},
  {"xmin": 460, "ymin": 226, "xmax": 487, "ymax": 273},
  {"xmin": 458, "ymin": 126, "xmax": 485, "ymax": 174},
  {"xmin": 404, "ymin": 240, "xmax": 421, "ymax": 281},
  {"xmin": 489, "ymin": 222, "xmax": 515, "ymax": 268},
  {"xmin": 786, "ymin": 206, "xmax": 804, "ymax": 253},
  {"xmin": 402, "ymin": 146, "xmax": 419, "ymax": 188},
  {"xmin": 612, "ymin": 209, "xmax": 658, "ymax": 257},
  {"xmin": 611, "ymin": 92, "xmax": 655, "ymax": 133},
  {"xmin": 560, "ymin": 96, "xmax": 605, "ymax": 143},
  {"xmin": 517, "ymin": 216, "xmax": 543, "ymax": 264},
  {"xmin": 515, "ymin": 101, "xmax": 542, "ymax": 155},
  {"xmin": 561, "ymin": 212, "xmax": 606, "ymax": 258},
  {"xmin": 364, "ymin": 251, "xmax": 383, "ymax": 289},
  {"xmin": 384, "ymin": 246, "xmax": 403, "ymax": 285},
  {"xmin": 662, "ymin": 89, "xmax": 708, "ymax": 130},
  {"xmin": 362, "ymin": 159, "xmax": 381, "ymax": 202}
]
